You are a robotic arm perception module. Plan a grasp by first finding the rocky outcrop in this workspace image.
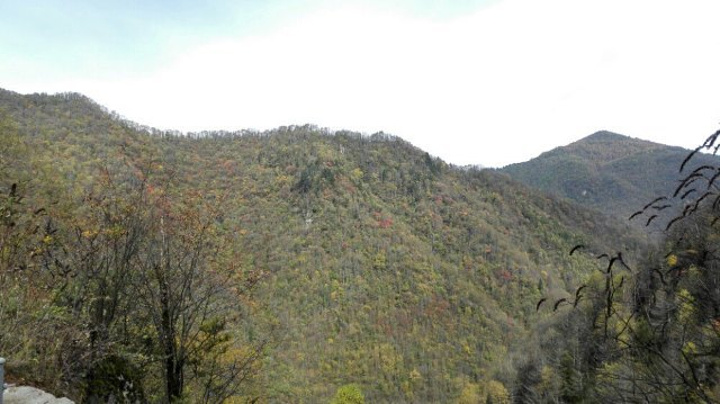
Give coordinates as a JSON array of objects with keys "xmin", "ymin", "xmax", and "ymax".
[{"xmin": 3, "ymin": 386, "xmax": 75, "ymax": 404}]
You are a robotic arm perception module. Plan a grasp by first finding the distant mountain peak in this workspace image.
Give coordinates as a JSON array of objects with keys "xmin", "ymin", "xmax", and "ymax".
[
  {"xmin": 561, "ymin": 130, "xmax": 664, "ymax": 164},
  {"xmin": 502, "ymin": 130, "xmax": 719, "ymax": 223},
  {"xmin": 588, "ymin": 129, "xmax": 624, "ymax": 137},
  {"xmin": 572, "ymin": 130, "xmax": 659, "ymax": 147},
  {"xmin": 584, "ymin": 130, "xmax": 630, "ymax": 141}
]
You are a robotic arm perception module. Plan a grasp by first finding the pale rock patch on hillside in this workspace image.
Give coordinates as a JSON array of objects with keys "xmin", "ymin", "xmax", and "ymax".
[{"xmin": 3, "ymin": 386, "xmax": 74, "ymax": 404}]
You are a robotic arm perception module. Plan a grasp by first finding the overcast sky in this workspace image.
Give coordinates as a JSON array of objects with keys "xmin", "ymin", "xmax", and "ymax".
[{"xmin": 2, "ymin": 0, "xmax": 719, "ymax": 167}]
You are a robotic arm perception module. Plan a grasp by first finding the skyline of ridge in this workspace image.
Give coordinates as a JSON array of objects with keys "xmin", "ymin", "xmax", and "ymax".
[{"xmin": 3, "ymin": 0, "xmax": 719, "ymax": 167}]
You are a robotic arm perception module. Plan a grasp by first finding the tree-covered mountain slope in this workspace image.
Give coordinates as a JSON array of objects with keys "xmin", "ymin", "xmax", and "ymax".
[
  {"xmin": 508, "ymin": 129, "xmax": 720, "ymax": 403},
  {"xmin": 0, "ymin": 89, "xmax": 647, "ymax": 403},
  {"xmin": 502, "ymin": 130, "xmax": 720, "ymax": 228}
]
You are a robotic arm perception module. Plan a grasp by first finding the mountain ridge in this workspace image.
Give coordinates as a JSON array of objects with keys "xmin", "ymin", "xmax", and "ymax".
[
  {"xmin": 501, "ymin": 130, "xmax": 719, "ymax": 225},
  {"xmin": 0, "ymin": 88, "xmax": 649, "ymax": 402}
]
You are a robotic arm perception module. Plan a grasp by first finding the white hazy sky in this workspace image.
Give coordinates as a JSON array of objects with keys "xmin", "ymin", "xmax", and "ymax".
[{"xmin": 2, "ymin": 0, "xmax": 719, "ymax": 167}]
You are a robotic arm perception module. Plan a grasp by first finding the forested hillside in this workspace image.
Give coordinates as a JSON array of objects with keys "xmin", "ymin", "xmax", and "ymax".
[
  {"xmin": 0, "ymin": 89, "xmax": 648, "ymax": 403},
  {"xmin": 511, "ymin": 129, "xmax": 720, "ymax": 403},
  {"xmin": 502, "ymin": 131, "xmax": 720, "ymax": 229}
]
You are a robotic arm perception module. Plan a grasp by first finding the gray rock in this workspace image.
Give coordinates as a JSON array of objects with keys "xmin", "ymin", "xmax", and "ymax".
[{"xmin": 3, "ymin": 385, "xmax": 75, "ymax": 404}]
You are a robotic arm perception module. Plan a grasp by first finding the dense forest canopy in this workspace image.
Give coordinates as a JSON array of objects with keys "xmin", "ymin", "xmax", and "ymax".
[
  {"xmin": 1, "ymin": 88, "xmax": 718, "ymax": 403},
  {"xmin": 512, "ymin": 129, "xmax": 720, "ymax": 403}
]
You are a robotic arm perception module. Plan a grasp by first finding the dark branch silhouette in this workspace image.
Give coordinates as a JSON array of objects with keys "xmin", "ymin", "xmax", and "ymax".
[
  {"xmin": 644, "ymin": 196, "xmax": 668, "ymax": 210},
  {"xmin": 707, "ymin": 170, "xmax": 720, "ymax": 189},
  {"xmin": 569, "ymin": 244, "xmax": 585, "ymax": 256},
  {"xmin": 680, "ymin": 189, "xmax": 697, "ymax": 200},
  {"xmin": 679, "ymin": 148, "xmax": 699, "ymax": 173},
  {"xmin": 673, "ymin": 175, "xmax": 702, "ymax": 198},
  {"xmin": 536, "ymin": 298, "xmax": 547, "ymax": 312},
  {"xmin": 666, "ymin": 216, "xmax": 684, "ymax": 231},
  {"xmin": 616, "ymin": 252, "xmax": 631, "ymax": 271},
  {"xmin": 553, "ymin": 298, "xmax": 568, "ymax": 311},
  {"xmin": 575, "ymin": 285, "xmax": 587, "ymax": 299}
]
